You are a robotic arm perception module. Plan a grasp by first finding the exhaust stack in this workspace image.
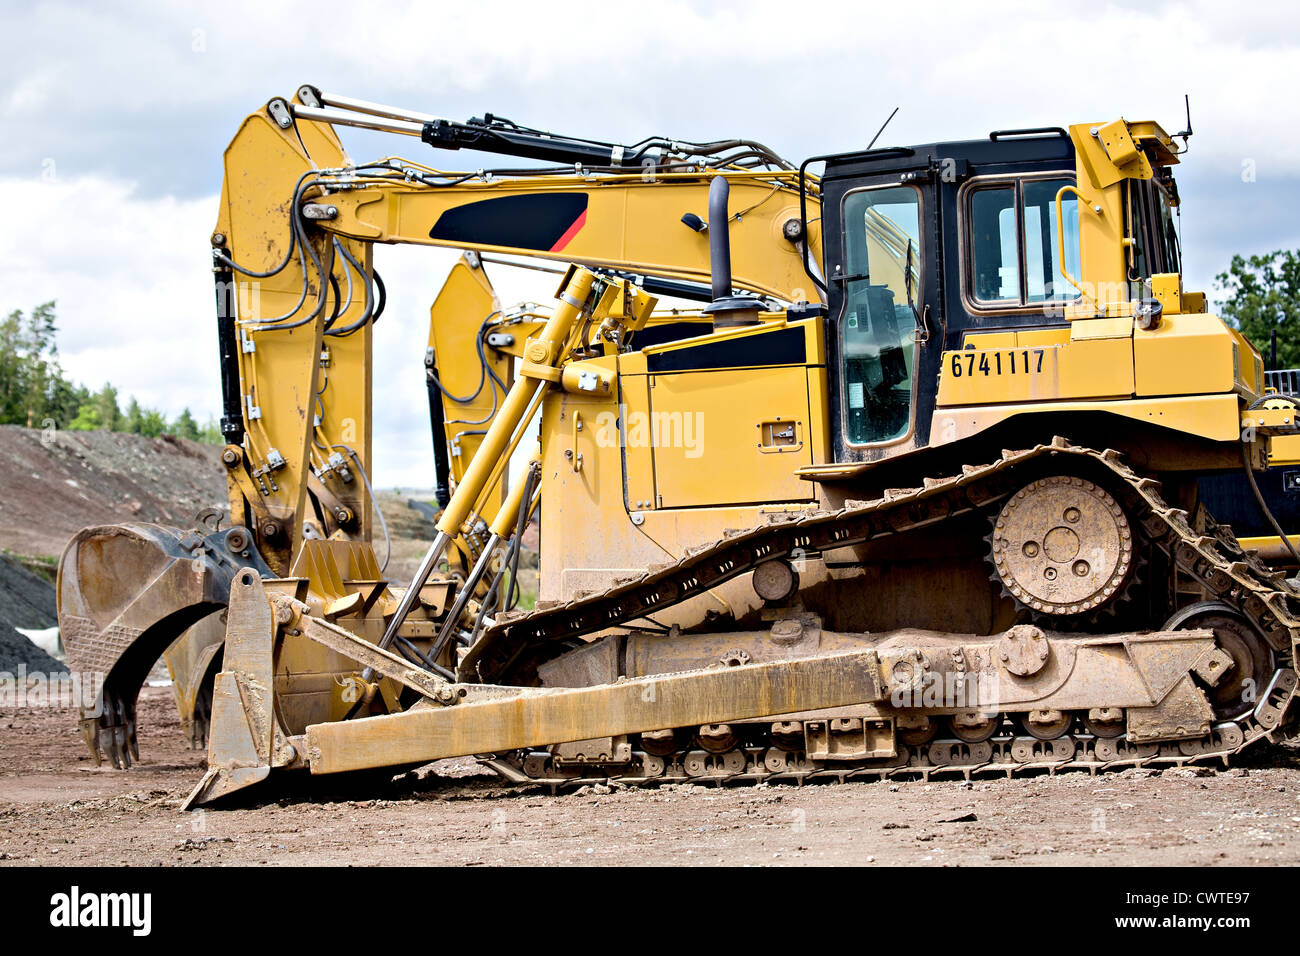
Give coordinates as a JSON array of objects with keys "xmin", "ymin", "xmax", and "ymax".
[{"xmin": 703, "ymin": 177, "xmax": 762, "ymax": 328}]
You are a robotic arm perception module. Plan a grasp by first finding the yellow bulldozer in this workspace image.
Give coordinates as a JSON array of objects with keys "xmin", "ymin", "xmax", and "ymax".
[{"xmin": 57, "ymin": 87, "xmax": 1300, "ymax": 806}]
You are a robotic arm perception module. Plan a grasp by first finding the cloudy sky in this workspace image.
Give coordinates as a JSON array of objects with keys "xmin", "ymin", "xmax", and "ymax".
[{"xmin": 2, "ymin": 0, "xmax": 1298, "ymax": 486}]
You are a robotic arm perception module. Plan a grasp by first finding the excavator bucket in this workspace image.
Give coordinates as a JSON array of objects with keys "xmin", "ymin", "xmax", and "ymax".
[{"xmin": 57, "ymin": 523, "xmax": 270, "ymax": 767}]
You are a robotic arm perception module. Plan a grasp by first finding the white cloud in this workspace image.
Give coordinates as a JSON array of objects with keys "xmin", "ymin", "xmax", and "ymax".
[{"xmin": 0, "ymin": 175, "xmax": 216, "ymax": 417}]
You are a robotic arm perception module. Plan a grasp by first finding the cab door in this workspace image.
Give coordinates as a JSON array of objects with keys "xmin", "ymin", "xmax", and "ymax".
[{"xmin": 821, "ymin": 155, "xmax": 942, "ymax": 466}]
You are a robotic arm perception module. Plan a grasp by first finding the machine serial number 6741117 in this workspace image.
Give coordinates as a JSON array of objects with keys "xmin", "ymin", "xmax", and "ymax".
[{"xmin": 949, "ymin": 348, "xmax": 1046, "ymax": 378}]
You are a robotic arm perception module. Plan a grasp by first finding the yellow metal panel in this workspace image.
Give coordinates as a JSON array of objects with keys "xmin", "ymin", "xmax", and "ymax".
[
  {"xmin": 1013, "ymin": 328, "xmax": 1070, "ymax": 347},
  {"xmin": 1070, "ymin": 316, "xmax": 1133, "ymax": 341},
  {"xmin": 332, "ymin": 174, "xmax": 820, "ymax": 303},
  {"xmin": 801, "ymin": 317, "xmax": 828, "ymax": 366},
  {"xmin": 1150, "ymin": 273, "xmax": 1183, "ymax": 315},
  {"xmin": 1133, "ymin": 313, "xmax": 1237, "ymax": 397},
  {"xmin": 1066, "ymin": 122, "xmax": 1150, "ymax": 315},
  {"xmin": 427, "ymin": 257, "xmax": 510, "ymax": 510},
  {"xmin": 537, "ymin": 377, "xmax": 790, "ymax": 632},
  {"xmin": 805, "ymin": 365, "xmax": 832, "ymax": 466},
  {"xmin": 932, "ymin": 393, "xmax": 1243, "ymax": 446},
  {"xmin": 650, "ymin": 366, "xmax": 814, "ymax": 507},
  {"xmin": 962, "ymin": 331, "xmax": 1018, "ymax": 350},
  {"xmin": 1097, "ymin": 119, "xmax": 1145, "ymax": 171},
  {"xmin": 619, "ymin": 381, "xmax": 658, "ymax": 512},
  {"xmin": 1227, "ymin": 326, "xmax": 1264, "ymax": 396},
  {"xmin": 936, "ymin": 335, "xmax": 1133, "ymax": 407},
  {"xmin": 1268, "ymin": 434, "xmax": 1300, "ymax": 466},
  {"xmin": 540, "ymin": 382, "xmax": 659, "ymax": 604}
]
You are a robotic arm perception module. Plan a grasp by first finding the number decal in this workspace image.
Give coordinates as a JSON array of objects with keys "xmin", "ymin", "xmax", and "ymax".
[{"xmin": 944, "ymin": 348, "xmax": 1049, "ymax": 379}]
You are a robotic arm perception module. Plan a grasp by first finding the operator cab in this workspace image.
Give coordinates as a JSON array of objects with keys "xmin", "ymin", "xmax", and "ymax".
[{"xmin": 816, "ymin": 127, "xmax": 1181, "ymax": 467}]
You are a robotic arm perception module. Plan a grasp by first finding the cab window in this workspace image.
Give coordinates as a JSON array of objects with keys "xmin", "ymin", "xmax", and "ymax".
[
  {"xmin": 1126, "ymin": 178, "xmax": 1181, "ymax": 298},
  {"xmin": 967, "ymin": 176, "xmax": 1080, "ymax": 308}
]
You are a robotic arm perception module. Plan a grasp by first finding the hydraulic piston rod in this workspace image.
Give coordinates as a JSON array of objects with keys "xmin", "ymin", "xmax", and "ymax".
[{"xmin": 370, "ymin": 268, "xmax": 595, "ymax": 666}]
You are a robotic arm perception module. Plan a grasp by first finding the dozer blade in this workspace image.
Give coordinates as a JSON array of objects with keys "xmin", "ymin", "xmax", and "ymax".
[
  {"xmin": 183, "ymin": 577, "xmax": 889, "ymax": 806},
  {"xmin": 57, "ymin": 522, "xmax": 271, "ymax": 768},
  {"xmin": 183, "ymin": 592, "xmax": 1251, "ymax": 805}
]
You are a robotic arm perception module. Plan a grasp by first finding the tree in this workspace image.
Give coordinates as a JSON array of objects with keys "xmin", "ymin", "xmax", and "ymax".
[
  {"xmin": 1216, "ymin": 250, "xmax": 1300, "ymax": 369},
  {"xmin": 138, "ymin": 408, "xmax": 167, "ymax": 438},
  {"xmin": 48, "ymin": 378, "xmax": 87, "ymax": 429},
  {"xmin": 172, "ymin": 408, "xmax": 200, "ymax": 441},
  {"xmin": 0, "ymin": 302, "xmax": 223, "ymax": 437},
  {"xmin": 92, "ymin": 384, "xmax": 121, "ymax": 431},
  {"xmin": 0, "ymin": 308, "xmax": 25, "ymax": 423},
  {"xmin": 199, "ymin": 416, "xmax": 222, "ymax": 444},
  {"xmin": 67, "ymin": 384, "xmax": 121, "ymax": 432},
  {"xmin": 68, "ymin": 401, "xmax": 102, "ymax": 430},
  {"xmin": 123, "ymin": 397, "xmax": 143, "ymax": 435},
  {"xmin": 0, "ymin": 301, "xmax": 65, "ymax": 426}
]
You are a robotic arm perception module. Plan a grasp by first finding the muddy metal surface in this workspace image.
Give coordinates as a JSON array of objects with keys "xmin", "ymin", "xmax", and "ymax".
[{"xmin": 0, "ymin": 687, "xmax": 1299, "ymax": 866}]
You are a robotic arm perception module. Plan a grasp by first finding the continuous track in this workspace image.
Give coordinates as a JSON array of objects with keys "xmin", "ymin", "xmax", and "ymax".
[{"xmin": 470, "ymin": 438, "xmax": 1300, "ymax": 786}]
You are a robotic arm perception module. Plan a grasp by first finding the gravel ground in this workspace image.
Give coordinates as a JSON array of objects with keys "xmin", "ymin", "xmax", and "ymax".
[
  {"xmin": 3, "ymin": 687, "xmax": 1300, "ymax": 867},
  {"xmin": 0, "ymin": 425, "xmax": 225, "ymax": 560}
]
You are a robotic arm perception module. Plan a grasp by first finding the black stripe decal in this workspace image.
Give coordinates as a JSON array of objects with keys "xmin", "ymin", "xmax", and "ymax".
[
  {"xmin": 429, "ymin": 193, "xmax": 588, "ymax": 250},
  {"xmin": 646, "ymin": 326, "xmax": 807, "ymax": 373}
]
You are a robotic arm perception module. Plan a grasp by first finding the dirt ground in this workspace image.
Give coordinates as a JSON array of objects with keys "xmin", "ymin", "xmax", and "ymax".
[{"xmin": 3, "ymin": 686, "xmax": 1300, "ymax": 867}]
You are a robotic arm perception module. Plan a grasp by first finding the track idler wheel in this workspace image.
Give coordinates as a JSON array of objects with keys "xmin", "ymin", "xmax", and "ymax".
[
  {"xmin": 1164, "ymin": 601, "xmax": 1277, "ymax": 720},
  {"xmin": 898, "ymin": 715, "xmax": 939, "ymax": 746},
  {"xmin": 695, "ymin": 723, "xmax": 739, "ymax": 753},
  {"xmin": 1082, "ymin": 707, "xmax": 1125, "ymax": 738},
  {"xmin": 639, "ymin": 728, "xmax": 680, "ymax": 757}
]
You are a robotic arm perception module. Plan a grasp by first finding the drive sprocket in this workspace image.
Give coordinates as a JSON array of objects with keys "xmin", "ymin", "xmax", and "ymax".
[{"xmin": 990, "ymin": 475, "xmax": 1134, "ymax": 616}]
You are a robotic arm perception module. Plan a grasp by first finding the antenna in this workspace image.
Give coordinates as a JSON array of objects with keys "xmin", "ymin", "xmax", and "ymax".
[
  {"xmin": 867, "ymin": 107, "xmax": 900, "ymax": 150},
  {"xmin": 1174, "ymin": 93, "xmax": 1193, "ymax": 150}
]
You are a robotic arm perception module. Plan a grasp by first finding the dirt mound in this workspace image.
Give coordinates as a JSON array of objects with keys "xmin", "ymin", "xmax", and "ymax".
[
  {"xmin": 0, "ymin": 426, "xmax": 536, "ymax": 601},
  {"xmin": 0, "ymin": 426, "xmax": 226, "ymax": 561},
  {"xmin": 0, "ymin": 553, "xmax": 56, "ymax": 632},
  {"xmin": 0, "ymin": 627, "xmax": 65, "ymax": 675},
  {"xmin": 0, "ymin": 553, "xmax": 65, "ymax": 674}
]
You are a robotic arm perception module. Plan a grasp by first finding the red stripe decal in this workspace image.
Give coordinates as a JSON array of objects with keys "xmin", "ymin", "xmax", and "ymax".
[{"xmin": 548, "ymin": 209, "xmax": 587, "ymax": 252}]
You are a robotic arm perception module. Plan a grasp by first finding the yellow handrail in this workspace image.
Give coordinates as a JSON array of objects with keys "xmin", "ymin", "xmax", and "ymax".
[{"xmin": 1054, "ymin": 184, "xmax": 1093, "ymax": 313}]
